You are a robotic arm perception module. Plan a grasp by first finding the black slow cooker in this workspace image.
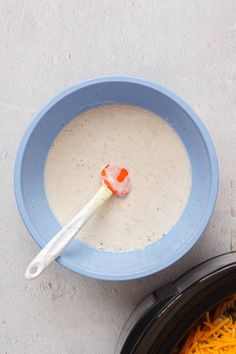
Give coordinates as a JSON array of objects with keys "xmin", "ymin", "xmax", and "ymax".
[{"xmin": 116, "ymin": 252, "xmax": 236, "ymax": 353}]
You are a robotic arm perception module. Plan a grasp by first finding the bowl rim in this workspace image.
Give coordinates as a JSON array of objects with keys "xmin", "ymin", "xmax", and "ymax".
[{"xmin": 14, "ymin": 76, "xmax": 219, "ymax": 280}]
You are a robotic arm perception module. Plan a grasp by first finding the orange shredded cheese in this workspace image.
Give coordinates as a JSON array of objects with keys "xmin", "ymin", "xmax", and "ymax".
[{"xmin": 176, "ymin": 294, "xmax": 236, "ymax": 354}]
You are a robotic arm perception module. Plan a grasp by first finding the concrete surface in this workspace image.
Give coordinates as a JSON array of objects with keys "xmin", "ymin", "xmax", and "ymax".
[{"xmin": 1, "ymin": 0, "xmax": 236, "ymax": 353}]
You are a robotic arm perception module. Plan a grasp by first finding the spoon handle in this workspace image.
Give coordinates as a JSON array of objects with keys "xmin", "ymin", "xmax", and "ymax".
[{"xmin": 25, "ymin": 185, "xmax": 112, "ymax": 280}]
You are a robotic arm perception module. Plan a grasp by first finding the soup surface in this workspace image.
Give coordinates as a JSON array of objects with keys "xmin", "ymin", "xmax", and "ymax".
[{"xmin": 44, "ymin": 104, "xmax": 191, "ymax": 251}]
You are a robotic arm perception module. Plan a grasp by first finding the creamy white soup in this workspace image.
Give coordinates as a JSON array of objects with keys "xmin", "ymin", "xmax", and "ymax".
[{"xmin": 44, "ymin": 104, "xmax": 191, "ymax": 252}]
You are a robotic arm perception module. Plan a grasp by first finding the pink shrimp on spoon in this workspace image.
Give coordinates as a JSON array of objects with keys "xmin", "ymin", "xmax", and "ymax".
[{"xmin": 25, "ymin": 164, "xmax": 131, "ymax": 280}]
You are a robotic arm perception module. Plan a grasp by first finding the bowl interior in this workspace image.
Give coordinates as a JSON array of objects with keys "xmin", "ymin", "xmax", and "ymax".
[{"xmin": 15, "ymin": 78, "xmax": 218, "ymax": 280}]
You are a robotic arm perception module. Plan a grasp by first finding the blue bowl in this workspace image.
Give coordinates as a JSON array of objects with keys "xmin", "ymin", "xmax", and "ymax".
[{"xmin": 14, "ymin": 77, "xmax": 218, "ymax": 280}]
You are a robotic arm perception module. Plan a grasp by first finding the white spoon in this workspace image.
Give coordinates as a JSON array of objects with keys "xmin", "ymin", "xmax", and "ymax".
[{"xmin": 25, "ymin": 164, "xmax": 131, "ymax": 280}]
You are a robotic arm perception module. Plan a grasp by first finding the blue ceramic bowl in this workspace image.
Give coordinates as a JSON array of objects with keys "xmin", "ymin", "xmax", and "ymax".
[{"xmin": 14, "ymin": 77, "xmax": 218, "ymax": 280}]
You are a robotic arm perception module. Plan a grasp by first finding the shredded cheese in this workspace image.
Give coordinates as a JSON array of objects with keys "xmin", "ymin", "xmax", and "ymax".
[{"xmin": 176, "ymin": 295, "xmax": 236, "ymax": 353}]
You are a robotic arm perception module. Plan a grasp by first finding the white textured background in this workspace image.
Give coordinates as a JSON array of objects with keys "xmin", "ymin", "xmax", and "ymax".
[{"xmin": 1, "ymin": 1, "xmax": 236, "ymax": 353}]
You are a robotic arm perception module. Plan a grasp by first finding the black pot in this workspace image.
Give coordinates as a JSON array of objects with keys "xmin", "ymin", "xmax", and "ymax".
[{"xmin": 116, "ymin": 252, "xmax": 236, "ymax": 354}]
